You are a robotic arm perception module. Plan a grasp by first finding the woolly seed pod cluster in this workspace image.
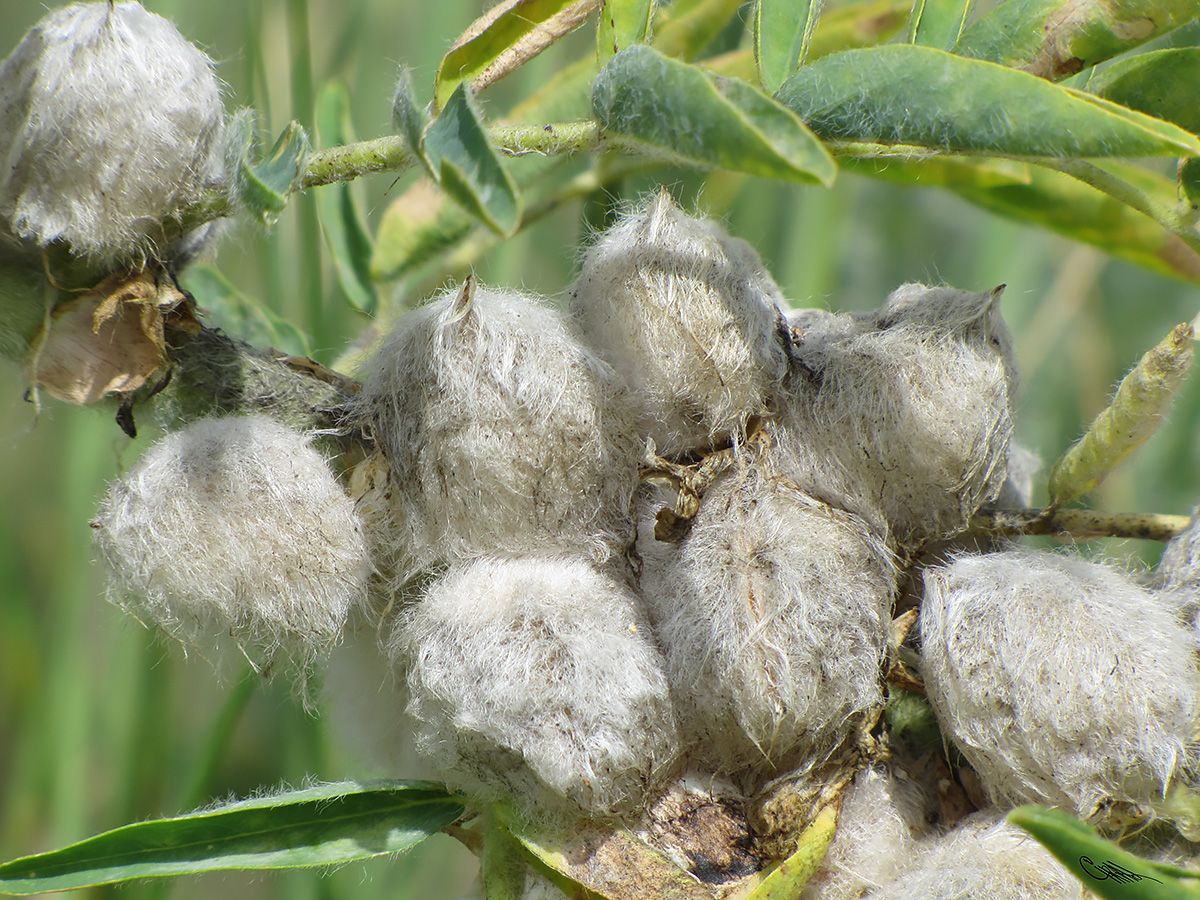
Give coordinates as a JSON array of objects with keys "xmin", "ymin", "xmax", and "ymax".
[
  {"xmin": 0, "ymin": 1, "xmax": 226, "ymax": 266},
  {"xmin": 93, "ymin": 415, "xmax": 370, "ymax": 684}
]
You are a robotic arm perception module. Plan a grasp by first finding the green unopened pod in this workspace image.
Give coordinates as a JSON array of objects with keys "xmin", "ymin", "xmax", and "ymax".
[
  {"xmin": 569, "ymin": 192, "xmax": 790, "ymax": 457},
  {"xmin": 777, "ymin": 283, "xmax": 1016, "ymax": 544},
  {"xmin": 93, "ymin": 415, "xmax": 370, "ymax": 685},
  {"xmin": 921, "ymin": 548, "xmax": 1200, "ymax": 829},
  {"xmin": 0, "ymin": 1, "xmax": 226, "ymax": 265}
]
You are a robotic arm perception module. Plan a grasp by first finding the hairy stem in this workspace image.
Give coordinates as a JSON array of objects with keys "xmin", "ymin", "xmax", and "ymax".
[{"xmin": 969, "ymin": 507, "xmax": 1191, "ymax": 542}]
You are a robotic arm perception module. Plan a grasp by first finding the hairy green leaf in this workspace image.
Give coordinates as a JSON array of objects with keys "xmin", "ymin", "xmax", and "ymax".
[
  {"xmin": 315, "ymin": 82, "xmax": 379, "ymax": 316},
  {"xmin": 229, "ymin": 115, "xmax": 311, "ymax": 226},
  {"xmin": 593, "ymin": 45, "xmax": 836, "ymax": 185},
  {"xmin": 184, "ymin": 267, "xmax": 312, "ymax": 357},
  {"xmin": 777, "ymin": 45, "xmax": 1200, "ymax": 158},
  {"xmin": 1008, "ymin": 806, "xmax": 1200, "ymax": 900},
  {"xmin": 844, "ymin": 156, "xmax": 1200, "ymax": 283},
  {"xmin": 424, "ymin": 84, "xmax": 522, "ymax": 236},
  {"xmin": 1089, "ymin": 49, "xmax": 1200, "ymax": 136},
  {"xmin": 435, "ymin": 0, "xmax": 602, "ymax": 109},
  {"xmin": 743, "ymin": 803, "xmax": 839, "ymax": 899},
  {"xmin": 755, "ymin": 0, "xmax": 825, "ymax": 94},
  {"xmin": 392, "ymin": 67, "xmax": 432, "ymax": 168},
  {"xmin": 1048, "ymin": 321, "xmax": 1195, "ymax": 507},
  {"xmin": 0, "ymin": 781, "xmax": 464, "ymax": 895},
  {"xmin": 907, "ymin": 0, "xmax": 971, "ymax": 49},
  {"xmin": 598, "ymin": 0, "xmax": 656, "ymax": 66},
  {"xmin": 953, "ymin": 0, "xmax": 1200, "ymax": 81}
]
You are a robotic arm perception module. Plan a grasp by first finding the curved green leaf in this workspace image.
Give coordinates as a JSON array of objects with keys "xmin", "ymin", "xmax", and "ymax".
[
  {"xmin": 777, "ymin": 45, "xmax": 1200, "ymax": 158},
  {"xmin": 597, "ymin": 0, "xmax": 656, "ymax": 66},
  {"xmin": 0, "ymin": 781, "xmax": 464, "ymax": 896},
  {"xmin": 1008, "ymin": 806, "xmax": 1200, "ymax": 900},
  {"xmin": 392, "ymin": 67, "xmax": 432, "ymax": 168},
  {"xmin": 953, "ymin": 0, "xmax": 1199, "ymax": 81},
  {"xmin": 743, "ymin": 803, "xmax": 839, "ymax": 899},
  {"xmin": 184, "ymin": 266, "xmax": 311, "ymax": 357},
  {"xmin": 593, "ymin": 45, "xmax": 836, "ymax": 185},
  {"xmin": 1048, "ymin": 321, "xmax": 1195, "ymax": 507},
  {"xmin": 315, "ymin": 82, "xmax": 379, "ymax": 316},
  {"xmin": 755, "ymin": 0, "xmax": 826, "ymax": 93},
  {"xmin": 1089, "ymin": 48, "xmax": 1200, "ymax": 136},
  {"xmin": 908, "ymin": 0, "xmax": 972, "ymax": 49},
  {"xmin": 229, "ymin": 114, "xmax": 311, "ymax": 226},
  {"xmin": 424, "ymin": 84, "xmax": 522, "ymax": 236},
  {"xmin": 435, "ymin": 0, "xmax": 602, "ymax": 109}
]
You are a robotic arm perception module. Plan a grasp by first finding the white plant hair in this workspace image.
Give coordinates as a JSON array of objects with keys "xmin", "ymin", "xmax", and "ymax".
[
  {"xmin": 920, "ymin": 547, "xmax": 1200, "ymax": 825},
  {"xmin": 569, "ymin": 191, "xmax": 791, "ymax": 457},
  {"xmin": 0, "ymin": 1, "xmax": 226, "ymax": 265},
  {"xmin": 93, "ymin": 415, "xmax": 370, "ymax": 683},
  {"xmin": 393, "ymin": 555, "xmax": 680, "ymax": 819},
  {"xmin": 357, "ymin": 279, "xmax": 642, "ymax": 583}
]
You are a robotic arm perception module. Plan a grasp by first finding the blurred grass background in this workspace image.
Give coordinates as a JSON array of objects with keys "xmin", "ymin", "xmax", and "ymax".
[{"xmin": 1, "ymin": 1, "xmax": 1199, "ymax": 898}]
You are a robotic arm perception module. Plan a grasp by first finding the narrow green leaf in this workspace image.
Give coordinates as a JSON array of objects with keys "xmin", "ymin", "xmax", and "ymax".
[
  {"xmin": 652, "ymin": 0, "xmax": 745, "ymax": 60},
  {"xmin": 392, "ymin": 67, "xmax": 433, "ymax": 170},
  {"xmin": 435, "ymin": 0, "xmax": 602, "ymax": 109},
  {"xmin": 423, "ymin": 83, "xmax": 522, "ymax": 236},
  {"xmin": 593, "ymin": 45, "xmax": 836, "ymax": 185},
  {"xmin": 908, "ymin": 0, "xmax": 971, "ymax": 49},
  {"xmin": 0, "ymin": 781, "xmax": 464, "ymax": 895},
  {"xmin": 1048, "ymin": 322, "xmax": 1195, "ymax": 507},
  {"xmin": 598, "ymin": 0, "xmax": 656, "ymax": 66},
  {"xmin": 743, "ymin": 803, "xmax": 839, "ymax": 899},
  {"xmin": 1182, "ymin": 158, "xmax": 1200, "ymax": 210},
  {"xmin": 480, "ymin": 810, "xmax": 528, "ymax": 900},
  {"xmin": 315, "ymin": 82, "xmax": 379, "ymax": 316},
  {"xmin": 755, "ymin": 0, "xmax": 826, "ymax": 94},
  {"xmin": 777, "ymin": 45, "xmax": 1200, "ymax": 158},
  {"xmin": 184, "ymin": 266, "xmax": 311, "ymax": 357},
  {"xmin": 229, "ymin": 116, "xmax": 311, "ymax": 226},
  {"xmin": 1008, "ymin": 806, "xmax": 1200, "ymax": 900},
  {"xmin": 954, "ymin": 0, "xmax": 1200, "ymax": 81},
  {"xmin": 1089, "ymin": 49, "xmax": 1200, "ymax": 137},
  {"xmin": 846, "ymin": 155, "xmax": 1200, "ymax": 283}
]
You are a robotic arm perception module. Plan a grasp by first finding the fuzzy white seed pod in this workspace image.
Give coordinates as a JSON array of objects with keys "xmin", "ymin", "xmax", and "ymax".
[
  {"xmin": 0, "ymin": 2, "xmax": 226, "ymax": 264},
  {"xmin": 395, "ymin": 555, "xmax": 680, "ymax": 819},
  {"xmin": 1159, "ymin": 506, "xmax": 1200, "ymax": 598},
  {"xmin": 921, "ymin": 548, "xmax": 1200, "ymax": 824},
  {"xmin": 873, "ymin": 810, "xmax": 1086, "ymax": 900},
  {"xmin": 93, "ymin": 415, "xmax": 370, "ymax": 680},
  {"xmin": 569, "ymin": 192, "xmax": 790, "ymax": 456},
  {"xmin": 799, "ymin": 765, "xmax": 933, "ymax": 900},
  {"xmin": 358, "ymin": 280, "xmax": 641, "ymax": 581},
  {"xmin": 638, "ymin": 468, "xmax": 896, "ymax": 778},
  {"xmin": 776, "ymin": 284, "xmax": 1016, "ymax": 542}
]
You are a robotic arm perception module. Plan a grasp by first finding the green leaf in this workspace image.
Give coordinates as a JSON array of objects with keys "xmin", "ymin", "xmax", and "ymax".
[
  {"xmin": 755, "ymin": 0, "xmax": 825, "ymax": 94},
  {"xmin": 1089, "ymin": 49, "xmax": 1200, "ymax": 137},
  {"xmin": 597, "ymin": 0, "xmax": 656, "ymax": 66},
  {"xmin": 392, "ymin": 67, "xmax": 433, "ymax": 170},
  {"xmin": 1182, "ymin": 158, "xmax": 1200, "ymax": 209},
  {"xmin": 228, "ymin": 113, "xmax": 311, "ymax": 226},
  {"xmin": 846, "ymin": 155, "xmax": 1200, "ymax": 283},
  {"xmin": 907, "ymin": 0, "xmax": 971, "ymax": 49},
  {"xmin": 480, "ymin": 810, "xmax": 529, "ymax": 900},
  {"xmin": 593, "ymin": 45, "xmax": 836, "ymax": 185},
  {"xmin": 185, "ymin": 266, "xmax": 312, "ymax": 357},
  {"xmin": 423, "ymin": 83, "xmax": 522, "ymax": 236},
  {"xmin": 953, "ymin": 0, "xmax": 1200, "ymax": 81},
  {"xmin": 435, "ymin": 0, "xmax": 602, "ymax": 109},
  {"xmin": 1008, "ymin": 806, "xmax": 1200, "ymax": 900},
  {"xmin": 742, "ymin": 803, "xmax": 838, "ymax": 899},
  {"xmin": 315, "ymin": 82, "xmax": 379, "ymax": 316},
  {"xmin": 1048, "ymin": 322, "xmax": 1195, "ymax": 507},
  {"xmin": 0, "ymin": 781, "xmax": 464, "ymax": 895},
  {"xmin": 776, "ymin": 45, "xmax": 1200, "ymax": 158},
  {"xmin": 652, "ymin": 0, "xmax": 745, "ymax": 60}
]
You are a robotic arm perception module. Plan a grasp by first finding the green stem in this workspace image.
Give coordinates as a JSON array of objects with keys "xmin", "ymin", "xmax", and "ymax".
[{"xmin": 968, "ymin": 507, "xmax": 1191, "ymax": 542}]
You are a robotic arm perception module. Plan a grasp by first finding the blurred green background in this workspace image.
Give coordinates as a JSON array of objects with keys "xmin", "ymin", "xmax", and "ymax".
[{"xmin": 1, "ymin": 1, "xmax": 1199, "ymax": 898}]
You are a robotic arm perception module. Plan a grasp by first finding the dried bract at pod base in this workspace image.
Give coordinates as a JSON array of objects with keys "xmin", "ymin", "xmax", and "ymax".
[
  {"xmin": 0, "ymin": 1, "xmax": 226, "ymax": 265},
  {"xmin": 873, "ymin": 810, "xmax": 1087, "ymax": 900},
  {"xmin": 394, "ymin": 555, "xmax": 680, "ymax": 820},
  {"xmin": 357, "ymin": 279, "xmax": 641, "ymax": 581},
  {"xmin": 639, "ymin": 467, "xmax": 896, "ymax": 780},
  {"xmin": 93, "ymin": 415, "xmax": 370, "ymax": 684},
  {"xmin": 570, "ymin": 192, "xmax": 790, "ymax": 457},
  {"xmin": 777, "ymin": 284, "xmax": 1016, "ymax": 543},
  {"xmin": 921, "ymin": 548, "xmax": 1200, "ymax": 827}
]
